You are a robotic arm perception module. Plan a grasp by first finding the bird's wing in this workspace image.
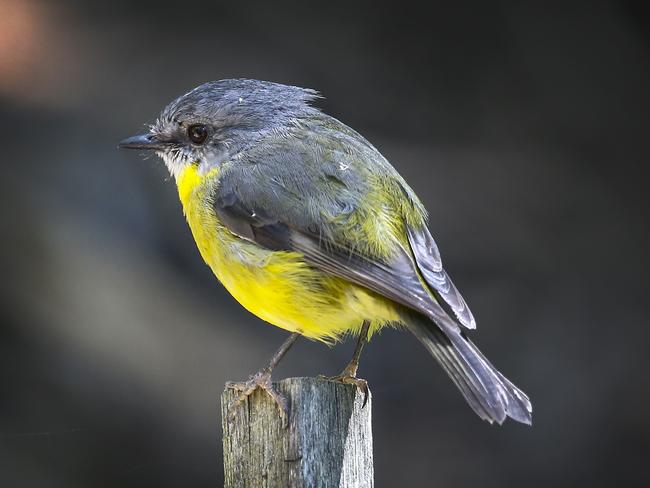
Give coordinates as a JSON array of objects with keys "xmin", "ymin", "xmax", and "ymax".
[
  {"xmin": 407, "ymin": 226, "xmax": 476, "ymax": 328},
  {"xmin": 214, "ymin": 126, "xmax": 473, "ymax": 329}
]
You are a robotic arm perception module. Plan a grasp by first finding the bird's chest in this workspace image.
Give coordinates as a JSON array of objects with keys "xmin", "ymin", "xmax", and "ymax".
[
  {"xmin": 176, "ymin": 165, "xmax": 281, "ymax": 296},
  {"xmin": 178, "ymin": 165, "xmax": 249, "ymax": 267}
]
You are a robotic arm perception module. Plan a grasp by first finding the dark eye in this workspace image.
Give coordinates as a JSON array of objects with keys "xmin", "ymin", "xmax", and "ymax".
[{"xmin": 187, "ymin": 124, "xmax": 208, "ymax": 144}]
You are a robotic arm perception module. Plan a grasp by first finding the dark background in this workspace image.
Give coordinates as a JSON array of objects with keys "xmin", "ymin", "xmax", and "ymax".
[{"xmin": 1, "ymin": 1, "xmax": 649, "ymax": 486}]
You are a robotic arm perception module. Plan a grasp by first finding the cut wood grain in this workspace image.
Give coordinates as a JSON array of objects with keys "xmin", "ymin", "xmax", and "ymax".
[{"xmin": 222, "ymin": 376, "xmax": 373, "ymax": 488}]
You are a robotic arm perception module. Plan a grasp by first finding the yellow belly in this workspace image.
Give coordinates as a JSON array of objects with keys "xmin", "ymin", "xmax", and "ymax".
[{"xmin": 176, "ymin": 164, "xmax": 400, "ymax": 342}]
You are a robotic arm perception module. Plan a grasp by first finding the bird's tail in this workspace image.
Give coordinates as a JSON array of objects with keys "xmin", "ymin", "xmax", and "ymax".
[{"xmin": 406, "ymin": 312, "xmax": 532, "ymax": 425}]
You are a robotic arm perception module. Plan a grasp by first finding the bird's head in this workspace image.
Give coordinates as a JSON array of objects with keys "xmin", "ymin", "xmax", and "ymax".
[{"xmin": 119, "ymin": 79, "xmax": 320, "ymax": 178}]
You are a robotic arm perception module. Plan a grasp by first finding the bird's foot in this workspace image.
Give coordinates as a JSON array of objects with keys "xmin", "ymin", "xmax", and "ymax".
[
  {"xmin": 225, "ymin": 368, "xmax": 289, "ymax": 427},
  {"xmin": 319, "ymin": 364, "xmax": 369, "ymax": 408}
]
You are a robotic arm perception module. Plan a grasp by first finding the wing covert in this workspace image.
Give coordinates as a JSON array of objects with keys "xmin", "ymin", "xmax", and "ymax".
[{"xmin": 407, "ymin": 226, "xmax": 476, "ymax": 329}]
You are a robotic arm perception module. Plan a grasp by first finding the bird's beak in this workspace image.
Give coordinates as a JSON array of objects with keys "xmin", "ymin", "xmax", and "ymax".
[{"xmin": 118, "ymin": 133, "xmax": 170, "ymax": 150}]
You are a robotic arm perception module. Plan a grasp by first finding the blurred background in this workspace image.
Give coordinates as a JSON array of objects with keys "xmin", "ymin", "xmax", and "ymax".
[{"xmin": 1, "ymin": 0, "xmax": 649, "ymax": 486}]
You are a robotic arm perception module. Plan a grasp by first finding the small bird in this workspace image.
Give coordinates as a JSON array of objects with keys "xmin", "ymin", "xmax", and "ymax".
[{"xmin": 120, "ymin": 79, "xmax": 532, "ymax": 426}]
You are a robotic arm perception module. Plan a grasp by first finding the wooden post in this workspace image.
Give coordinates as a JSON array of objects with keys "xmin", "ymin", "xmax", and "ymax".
[{"xmin": 221, "ymin": 376, "xmax": 373, "ymax": 488}]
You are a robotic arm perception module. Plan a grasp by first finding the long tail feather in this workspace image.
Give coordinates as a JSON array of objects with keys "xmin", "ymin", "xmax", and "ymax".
[{"xmin": 407, "ymin": 313, "xmax": 532, "ymax": 425}]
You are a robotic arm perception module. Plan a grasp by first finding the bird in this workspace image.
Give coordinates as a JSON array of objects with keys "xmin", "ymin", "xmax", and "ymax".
[{"xmin": 119, "ymin": 79, "xmax": 532, "ymax": 426}]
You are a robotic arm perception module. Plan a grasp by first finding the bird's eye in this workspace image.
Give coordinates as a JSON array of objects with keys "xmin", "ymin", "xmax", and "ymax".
[{"xmin": 187, "ymin": 124, "xmax": 208, "ymax": 144}]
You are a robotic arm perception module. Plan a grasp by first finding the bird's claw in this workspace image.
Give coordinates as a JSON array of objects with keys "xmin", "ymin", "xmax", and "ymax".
[
  {"xmin": 226, "ymin": 368, "xmax": 289, "ymax": 427},
  {"xmin": 319, "ymin": 369, "xmax": 369, "ymax": 408}
]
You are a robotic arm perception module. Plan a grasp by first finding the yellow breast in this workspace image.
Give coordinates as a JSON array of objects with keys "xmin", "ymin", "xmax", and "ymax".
[{"xmin": 175, "ymin": 164, "xmax": 400, "ymax": 342}]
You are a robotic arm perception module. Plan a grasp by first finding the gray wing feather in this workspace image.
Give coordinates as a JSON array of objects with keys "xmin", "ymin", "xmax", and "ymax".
[{"xmin": 407, "ymin": 226, "xmax": 476, "ymax": 329}]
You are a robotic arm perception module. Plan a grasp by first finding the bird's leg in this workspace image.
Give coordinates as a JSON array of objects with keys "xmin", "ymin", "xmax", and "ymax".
[
  {"xmin": 321, "ymin": 320, "xmax": 370, "ymax": 407},
  {"xmin": 225, "ymin": 332, "xmax": 300, "ymax": 427},
  {"xmin": 339, "ymin": 319, "xmax": 370, "ymax": 378}
]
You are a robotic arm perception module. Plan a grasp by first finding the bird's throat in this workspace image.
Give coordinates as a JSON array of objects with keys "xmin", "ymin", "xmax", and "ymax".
[{"xmin": 176, "ymin": 163, "xmax": 221, "ymax": 210}]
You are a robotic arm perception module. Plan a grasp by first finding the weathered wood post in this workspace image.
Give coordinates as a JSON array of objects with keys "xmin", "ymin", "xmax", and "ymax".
[{"xmin": 221, "ymin": 377, "xmax": 373, "ymax": 487}]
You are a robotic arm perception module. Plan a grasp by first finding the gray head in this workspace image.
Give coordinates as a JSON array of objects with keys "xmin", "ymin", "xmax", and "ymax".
[{"xmin": 119, "ymin": 79, "xmax": 321, "ymax": 177}]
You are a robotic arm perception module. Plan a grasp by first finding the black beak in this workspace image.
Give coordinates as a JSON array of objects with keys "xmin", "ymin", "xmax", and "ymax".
[{"xmin": 118, "ymin": 134, "xmax": 170, "ymax": 150}]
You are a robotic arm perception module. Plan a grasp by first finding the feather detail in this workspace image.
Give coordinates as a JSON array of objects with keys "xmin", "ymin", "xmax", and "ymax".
[{"xmin": 407, "ymin": 225, "xmax": 476, "ymax": 329}]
